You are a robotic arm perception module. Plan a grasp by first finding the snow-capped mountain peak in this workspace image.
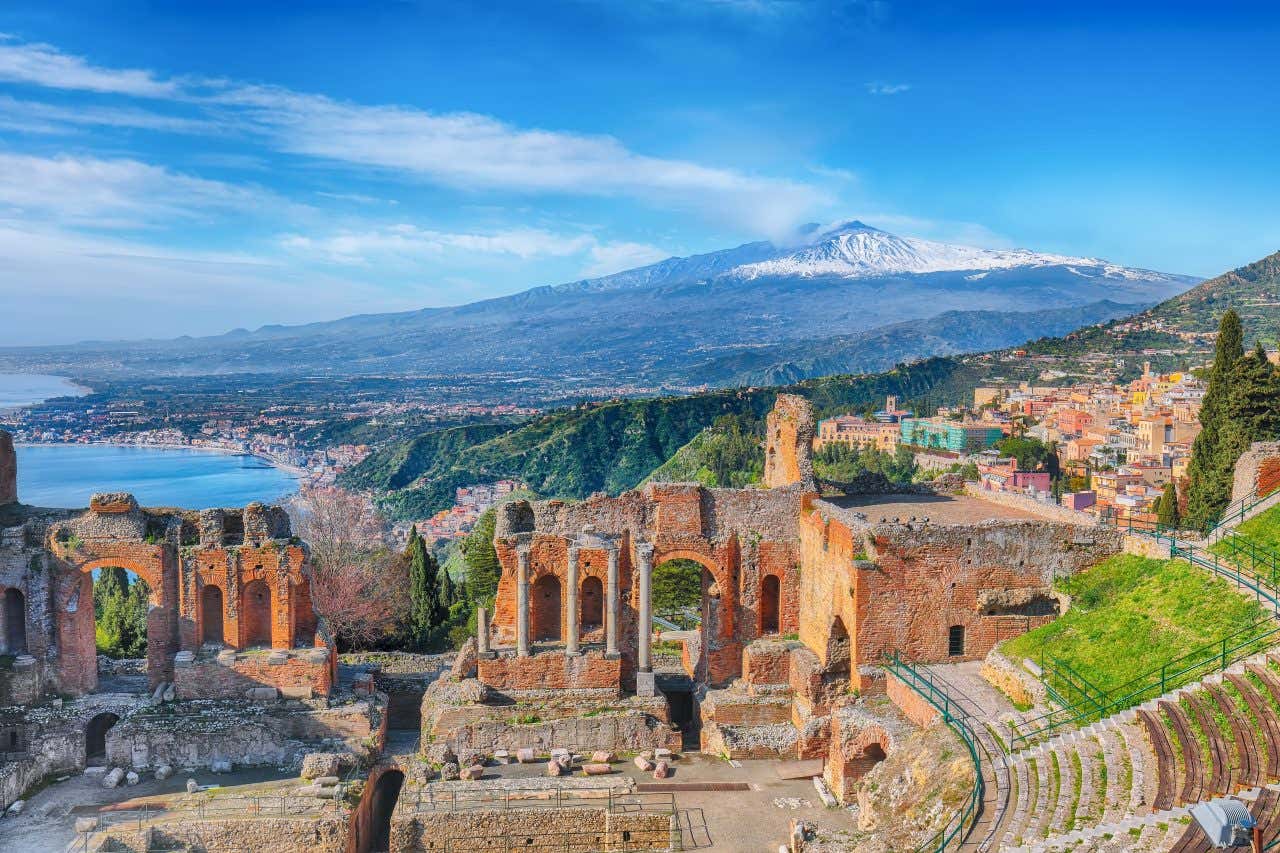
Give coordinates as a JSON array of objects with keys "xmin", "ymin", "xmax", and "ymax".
[{"xmin": 729, "ymin": 221, "xmax": 1157, "ymax": 281}]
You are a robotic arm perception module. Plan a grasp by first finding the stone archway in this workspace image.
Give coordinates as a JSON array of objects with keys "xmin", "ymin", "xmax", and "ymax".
[
  {"xmin": 365, "ymin": 768, "xmax": 404, "ymax": 853},
  {"xmin": 242, "ymin": 579, "xmax": 272, "ymax": 647},
  {"xmin": 200, "ymin": 585, "xmax": 224, "ymax": 645},
  {"xmin": 85, "ymin": 712, "xmax": 119, "ymax": 766},
  {"xmin": 826, "ymin": 615, "xmax": 851, "ymax": 677},
  {"xmin": 2, "ymin": 588, "xmax": 26, "ymax": 653},
  {"xmin": 532, "ymin": 575, "xmax": 562, "ymax": 642}
]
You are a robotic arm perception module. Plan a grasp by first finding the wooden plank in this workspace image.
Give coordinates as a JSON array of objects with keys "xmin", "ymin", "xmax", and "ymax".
[
  {"xmin": 1205, "ymin": 683, "xmax": 1260, "ymax": 787},
  {"xmin": 1227, "ymin": 672, "xmax": 1280, "ymax": 780},
  {"xmin": 1139, "ymin": 708, "xmax": 1178, "ymax": 811},
  {"xmin": 1184, "ymin": 690, "xmax": 1231, "ymax": 794},
  {"xmin": 1160, "ymin": 699, "xmax": 1205, "ymax": 805}
]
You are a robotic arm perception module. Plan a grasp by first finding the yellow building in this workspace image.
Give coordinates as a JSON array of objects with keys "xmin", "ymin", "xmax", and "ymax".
[{"xmin": 815, "ymin": 415, "xmax": 900, "ymax": 453}]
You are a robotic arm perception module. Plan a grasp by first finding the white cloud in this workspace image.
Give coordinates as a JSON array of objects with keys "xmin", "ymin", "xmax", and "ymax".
[
  {"xmin": 0, "ymin": 37, "xmax": 832, "ymax": 236},
  {"xmin": 581, "ymin": 241, "xmax": 670, "ymax": 277},
  {"xmin": 0, "ymin": 152, "xmax": 280, "ymax": 228},
  {"xmin": 866, "ymin": 82, "xmax": 911, "ymax": 95},
  {"xmin": 279, "ymin": 223, "xmax": 670, "ymax": 280},
  {"xmin": 0, "ymin": 95, "xmax": 212, "ymax": 135},
  {"xmin": 0, "ymin": 37, "xmax": 178, "ymax": 97}
]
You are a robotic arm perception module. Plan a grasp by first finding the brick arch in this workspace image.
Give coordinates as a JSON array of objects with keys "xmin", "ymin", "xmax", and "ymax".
[{"xmin": 71, "ymin": 556, "xmax": 165, "ymax": 599}]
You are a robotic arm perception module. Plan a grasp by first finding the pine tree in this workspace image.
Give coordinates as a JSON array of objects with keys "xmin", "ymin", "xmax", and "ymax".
[
  {"xmin": 1155, "ymin": 481, "xmax": 1180, "ymax": 528},
  {"xmin": 463, "ymin": 510, "xmax": 502, "ymax": 605},
  {"xmin": 1184, "ymin": 310, "xmax": 1246, "ymax": 529}
]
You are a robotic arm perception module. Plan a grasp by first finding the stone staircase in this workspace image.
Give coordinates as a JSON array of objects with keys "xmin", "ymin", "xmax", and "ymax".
[{"xmin": 986, "ymin": 649, "xmax": 1280, "ymax": 852}]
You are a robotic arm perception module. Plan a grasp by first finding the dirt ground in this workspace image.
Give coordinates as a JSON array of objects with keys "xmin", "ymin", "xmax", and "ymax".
[{"xmin": 480, "ymin": 753, "xmax": 854, "ymax": 851}]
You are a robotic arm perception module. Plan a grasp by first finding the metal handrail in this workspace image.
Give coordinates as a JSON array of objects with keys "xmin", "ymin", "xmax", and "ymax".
[
  {"xmin": 1207, "ymin": 487, "xmax": 1280, "ymax": 538},
  {"xmin": 884, "ymin": 651, "xmax": 985, "ymax": 852}
]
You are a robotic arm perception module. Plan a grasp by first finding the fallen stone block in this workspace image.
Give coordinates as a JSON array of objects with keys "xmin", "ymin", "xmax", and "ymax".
[
  {"xmin": 654, "ymin": 747, "xmax": 672, "ymax": 761},
  {"xmin": 653, "ymin": 761, "xmax": 670, "ymax": 780},
  {"xmin": 460, "ymin": 765, "xmax": 484, "ymax": 781},
  {"xmin": 516, "ymin": 748, "xmax": 536, "ymax": 763},
  {"xmin": 582, "ymin": 763, "xmax": 613, "ymax": 776},
  {"xmin": 590, "ymin": 751, "xmax": 614, "ymax": 764},
  {"xmin": 300, "ymin": 752, "xmax": 344, "ymax": 780},
  {"xmin": 633, "ymin": 756, "xmax": 654, "ymax": 772},
  {"xmin": 493, "ymin": 749, "xmax": 511, "ymax": 764},
  {"xmin": 545, "ymin": 760, "xmax": 563, "ymax": 777},
  {"xmin": 74, "ymin": 816, "xmax": 99, "ymax": 833},
  {"xmin": 125, "ymin": 771, "xmax": 140, "ymax": 786},
  {"xmin": 6, "ymin": 800, "xmax": 23, "ymax": 816},
  {"xmin": 83, "ymin": 766, "xmax": 107, "ymax": 777},
  {"xmin": 154, "ymin": 764, "xmax": 174, "ymax": 781},
  {"xmin": 313, "ymin": 775, "xmax": 339, "ymax": 786},
  {"xmin": 440, "ymin": 762, "xmax": 460, "ymax": 781},
  {"xmin": 102, "ymin": 768, "xmax": 125, "ymax": 789},
  {"xmin": 246, "ymin": 686, "xmax": 279, "ymax": 701},
  {"xmin": 186, "ymin": 778, "xmax": 199, "ymax": 794},
  {"xmin": 813, "ymin": 777, "xmax": 837, "ymax": 808}
]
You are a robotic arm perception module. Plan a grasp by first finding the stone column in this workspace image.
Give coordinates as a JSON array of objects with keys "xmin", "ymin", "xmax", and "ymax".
[
  {"xmin": 605, "ymin": 547, "xmax": 620, "ymax": 658},
  {"xmin": 476, "ymin": 606, "xmax": 493, "ymax": 656},
  {"xmin": 565, "ymin": 545, "xmax": 580, "ymax": 655},
  {"xmin": 516, "ymin": 548, "xmax": 530, "ymax": 658},
  {"xmin": 636, "ymin": 543, "xmax": 654, "ymax": 696}
]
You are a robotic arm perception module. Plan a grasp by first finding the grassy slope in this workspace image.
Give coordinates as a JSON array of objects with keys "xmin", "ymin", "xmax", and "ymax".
[
  {"xmin": 1219, "ymin": 503, "xmax": 1280, "ymax": 554},
  {"xmin": 1002, "ymin": 554, "xmax": 1268, "ymax": 695}
]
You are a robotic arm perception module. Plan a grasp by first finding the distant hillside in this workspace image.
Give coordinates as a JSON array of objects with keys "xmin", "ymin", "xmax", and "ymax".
[
  {"xmin": 0, "ymin": 221, "xmax": 1190, "ymax": 394},
  {"xmin": 1144, "ymin": 250, "xmax": 1280, "ymax": 343},
  {"xmin": 341, "ymin": 357, "xmax": 983, "ymax": 519}
]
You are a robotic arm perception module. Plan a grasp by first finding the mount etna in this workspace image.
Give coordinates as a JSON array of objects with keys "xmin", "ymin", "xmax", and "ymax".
[{"xmin": 0, "ymin": 221, "xmax": 1194, "ymax": 387}]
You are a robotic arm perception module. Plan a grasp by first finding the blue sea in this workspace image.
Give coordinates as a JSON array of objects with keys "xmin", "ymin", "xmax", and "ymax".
[
  {"xmin": 0, "ymin": 373, "xmax": 87, "ymax": 408},
  {"xmin": 15, "ymin": 444, "xmax": 300, "ymax": 510}
]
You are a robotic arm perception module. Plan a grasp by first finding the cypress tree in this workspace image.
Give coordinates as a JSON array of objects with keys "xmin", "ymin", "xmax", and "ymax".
[
  {"xmin": 1155, "ymin": 481, "xmax": 1180, "ymax": 528},
  {"xmin": 1184, "ymin": 310, "xmax": 1246, "ymax": 528},
  {"xmin": 405, "ymin": 528, "xmax": 443, "ymax": 651},
  {"xmin": 440, "ymin": 564, "xmax": 456, "ymax": 609}
]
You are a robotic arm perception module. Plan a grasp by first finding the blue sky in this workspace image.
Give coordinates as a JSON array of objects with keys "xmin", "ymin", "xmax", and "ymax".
[{"xmin": 0, "ymin": 0, "xmax": 1278, "ymax": 344}]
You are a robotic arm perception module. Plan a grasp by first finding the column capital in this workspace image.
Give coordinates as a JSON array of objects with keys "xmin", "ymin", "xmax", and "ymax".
[{"xmin": 634, "ymin": 541, "xmax": 654, "ymax": 559}]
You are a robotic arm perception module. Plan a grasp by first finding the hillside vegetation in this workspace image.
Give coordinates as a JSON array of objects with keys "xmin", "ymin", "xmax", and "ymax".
[
  {"xmin": 342, "ymin": 357, "xmax": 984, "ymax": 519},
  {"xmin": 1002, "ymin": 554, "xmax": 1269, "ymax": 696}
]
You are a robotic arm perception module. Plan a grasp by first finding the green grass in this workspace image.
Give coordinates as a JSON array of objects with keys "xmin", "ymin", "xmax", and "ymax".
[
  {"xmin": 1225, "ymin": 504, "xmax": 1280, "ymax": 553},
  {"xmin": 1002, "ymin": 554, "xmax": 1269, "ymax": 698}
]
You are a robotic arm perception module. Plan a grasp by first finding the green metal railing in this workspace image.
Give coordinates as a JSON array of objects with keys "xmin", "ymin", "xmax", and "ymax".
[
  {"xmin": 884, "ymin": 651, "xmax": 985, "ymax": 852},
  {"xmin": 1208, "ymin": 487, "xmax": 1280, "ymax": 538},
  {"xmin": 1010, "ymin": 616, "xmax": 1280, "ymax": 751}
]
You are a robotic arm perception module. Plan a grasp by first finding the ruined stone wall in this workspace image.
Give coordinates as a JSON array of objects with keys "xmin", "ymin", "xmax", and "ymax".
[
  {"xmin": 885, "ymin": 671, "xmax": 940, "ymax": 729},
  {"xmin": 103, "ymin": 817, "xmax": 349, "ymax": 853},
  {"xmin": 476, "ymin": 649, "xmax": 621, "ymax": 692},
  {"xmin": 173, "ymin": 647, "xmax": 333, "ymax": 700},
  {"xmin": 388, "ymin": 805, "xmax": 675, "ymax": 852},
  {"xmin": 491, "ymin": 481, "xmax": 802, "ymax": 687},
  {"xmin": 1231, "ymin": 441, "xmax": 1280, "ymax": 504},
  {"xmin": 799, "ymin": 499, "xmax": 1121, "ymax": 687},
  {"xmin": 763, "ymin": 393, "xmax": 816, "ymax": 491},
  {"xmin": 0, "ymin": 430, "xmax": 15, "ymax": 506}
]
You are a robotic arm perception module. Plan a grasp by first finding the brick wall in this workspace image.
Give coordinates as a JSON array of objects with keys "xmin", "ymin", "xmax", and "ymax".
[
  {"xmin": 476, "ymin": 649, "xmax": 622, "ymax": 692},
  {"xmin": 173, "ymin": 648, "xmax": 333, "ymax": 699},
  {"xmin": 885, "ymin": 671, "xmax": 939, "ymax": 728}
]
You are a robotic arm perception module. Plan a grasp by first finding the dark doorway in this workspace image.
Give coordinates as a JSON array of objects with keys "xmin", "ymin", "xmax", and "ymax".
[
  {"xmin": 581, "ymin": 575, "xmax": 603, "ymax": 630},
  {"xmin": 386, "ymin": 690, "xmax": 424, "ymax": 731},
  {"xmin": 3, "ymin": 588, "xmax": 26, "ymax": 653},
  {"xmin": 201, "ymin": 585, "xmax": 224, "ymax": 645},
  {"xmin": 368, "ymin": 769, "xmax": 404, "ymax": 853},
  {"xmin": 948, "ymin": 625, "xmax": 966, "ymax": 657},
  {"xmin": 85, "ymin": 712, "xmax": 119, "ymax": 766},
  {"xmin": 663, "ymin": 686, "xmax": 699, "ymax": 751},
  {"xmin": 242, "ymin": 580, "xmax": 272, "ymax": 647},
  {"xmin": 760, "ymin": 575, "xmax": 780, "ymax": 635},
  {"xmin": 532, "ymin": 575, "xmax": 561, "ymax": 642},
  {"xmin": 826, "ymin": 616, "xmax": 851, "ymax": 677}
]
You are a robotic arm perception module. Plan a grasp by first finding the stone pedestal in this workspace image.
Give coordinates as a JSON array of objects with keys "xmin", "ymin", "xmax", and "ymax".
[
  {"xmin": 476, "ymin": 606, "xmax": 497, "ymax": 658},
  {"xmin": 635, "ymin": 670, "xmax": 656, "ymax": 698}
]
